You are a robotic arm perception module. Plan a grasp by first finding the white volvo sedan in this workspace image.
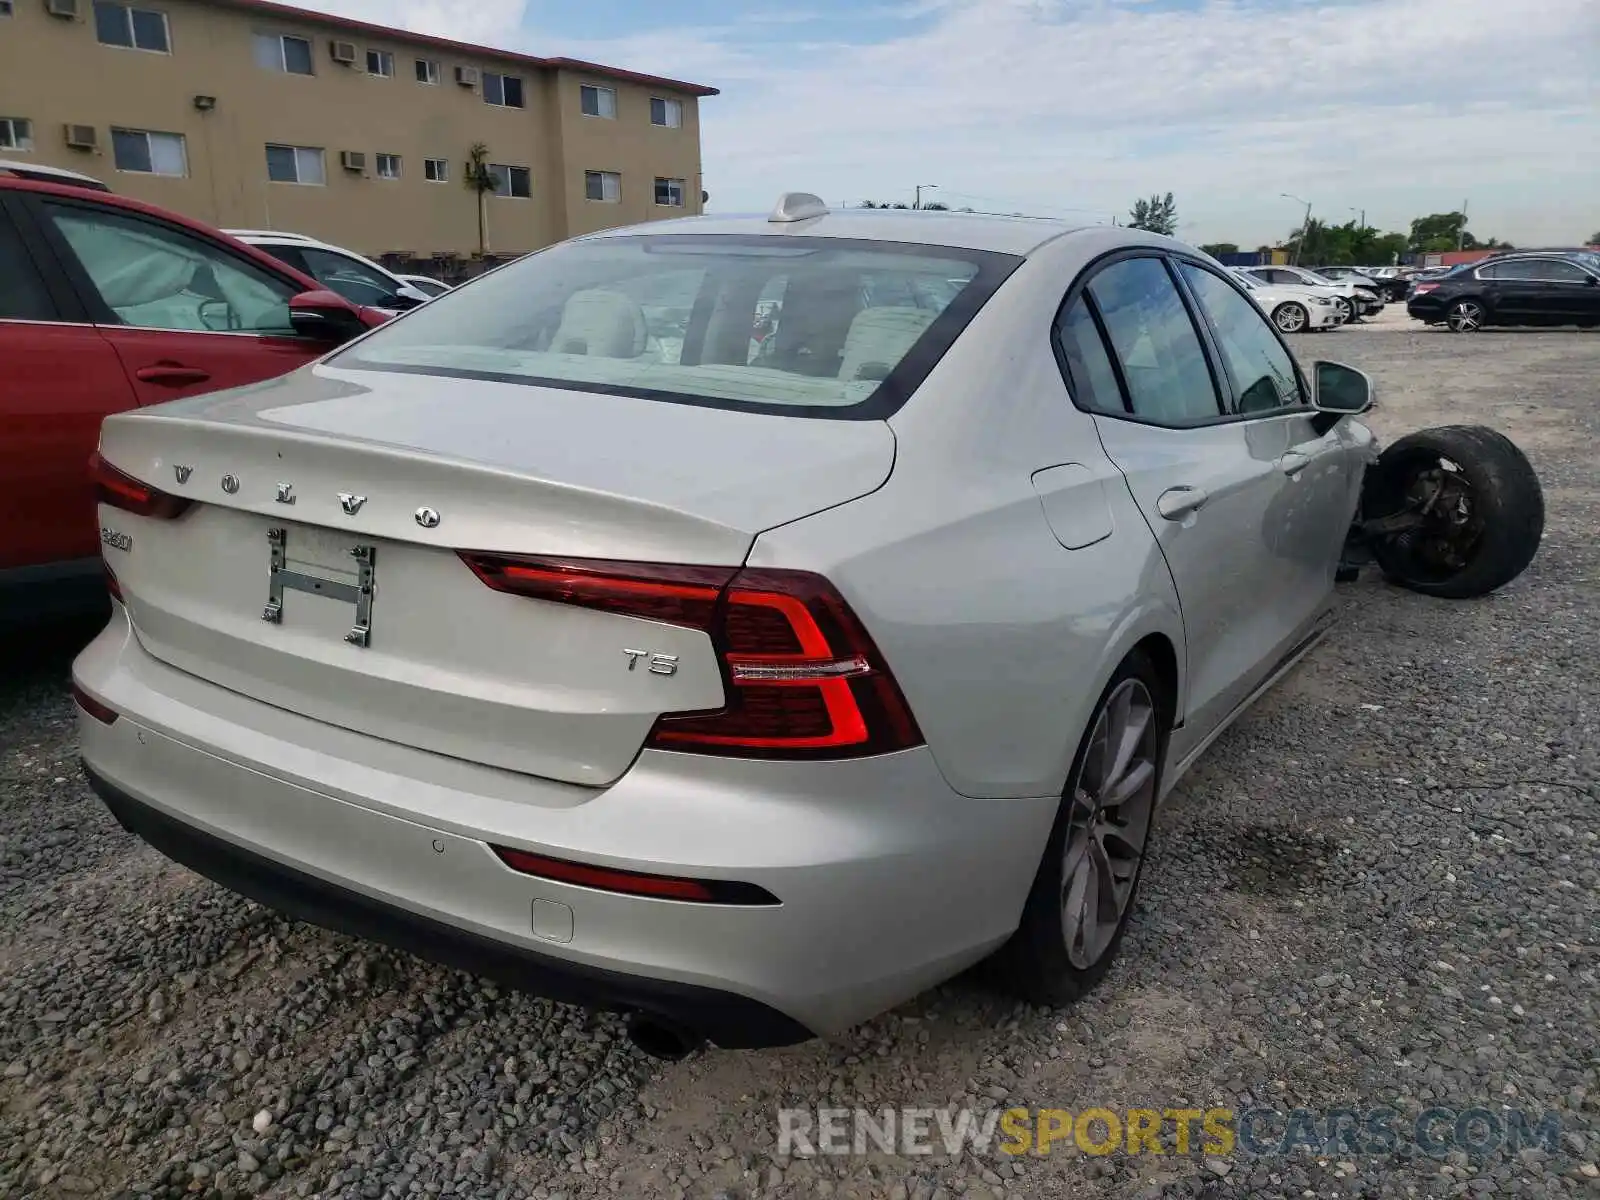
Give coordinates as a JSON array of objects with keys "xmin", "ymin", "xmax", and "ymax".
[{"xmin": 75, "ymin": 194, "xmax": 1384, "ymax": 1055}]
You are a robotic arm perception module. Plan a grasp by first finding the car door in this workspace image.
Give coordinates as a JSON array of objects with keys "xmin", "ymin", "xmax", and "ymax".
[
  {"xmin": 26, "ymin": 194, "xmax": 328, "ymax": 407},
  {"xmin": 0, "ymin": 195, "xmax": 137, "ymax": 578},
  {"xmin": 1530, "ymin": 258, "xmax": 1600, "ymax": 323},
  {"xmin": 1055, "ymin": 253, "xmax": 1335, "ymax": 760}
]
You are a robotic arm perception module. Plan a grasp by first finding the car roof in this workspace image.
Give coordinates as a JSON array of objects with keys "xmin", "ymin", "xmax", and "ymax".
[
  {"xmin": 223, "ymin": 229, "xmax": 322, "ymax": 244},
  {"xmin": 0, "ymin": 158, "xmax": 112, "ymax": 191},
  {"xmin": 584, "ymin": 194, "xmax": 1091, "ymax": 256}
]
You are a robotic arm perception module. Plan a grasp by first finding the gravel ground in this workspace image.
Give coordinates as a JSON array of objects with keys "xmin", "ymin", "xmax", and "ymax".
[{"xmin": 2, "ymin": 318, "xmax": 1595, "ymax": 1200}]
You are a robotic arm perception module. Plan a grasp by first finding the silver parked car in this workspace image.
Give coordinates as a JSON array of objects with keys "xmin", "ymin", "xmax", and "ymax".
[{"xmin": 75, "ymin": 195, "xmax": 1539, "ymax": 1056}]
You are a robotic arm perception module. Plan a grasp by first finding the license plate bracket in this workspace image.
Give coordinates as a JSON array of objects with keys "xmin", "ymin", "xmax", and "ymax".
[{"xmin": 262, "ymin": 526, "xmax": 377, "ymax": 647}]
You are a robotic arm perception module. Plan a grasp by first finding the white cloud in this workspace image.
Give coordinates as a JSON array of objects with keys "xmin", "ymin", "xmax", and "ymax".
[{"xmin": 299, "ymin": 0, "xmax": 1600, "ymax": 245}]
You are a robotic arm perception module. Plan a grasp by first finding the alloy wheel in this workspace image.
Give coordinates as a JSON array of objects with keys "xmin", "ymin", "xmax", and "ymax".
[
  {"xmin": 1060, "ymin": 678, "xmax": 1158, "ymax": 969},
  {"xmin": 1447, "ymin": 301, "xmax": 1483, "ymax": 333},
  {"xmin": 1274, "ymin": 304, "xmax": 1307, "ymax": 333},
  {"xmin": 1332, "ymin": 297, "xmax": 1353, "ymax": 324}
]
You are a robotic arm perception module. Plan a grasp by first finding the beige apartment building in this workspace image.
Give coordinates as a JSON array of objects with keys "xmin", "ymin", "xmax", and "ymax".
[{"xmin": 0, "ymin": 0, "xmax": 715, "ymax": 264}]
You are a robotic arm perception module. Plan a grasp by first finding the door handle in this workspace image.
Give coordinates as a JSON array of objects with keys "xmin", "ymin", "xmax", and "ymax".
[
  {"xmin": 134, "ymin": 363, "xmax": 211, "ymax": 386},
  {"xmin": 1157, "ymin": 486, "xmax": 1208, "ymax": 520},
  {"xmin": 1278, "ymin": 449, "xmax": 1312, "ymax": 477}
]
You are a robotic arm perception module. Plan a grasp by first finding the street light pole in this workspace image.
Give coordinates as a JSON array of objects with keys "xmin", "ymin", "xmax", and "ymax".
[
  {"xmin": 1282, "ymin": 192, "xmax": 1312, "ymax": 265},
  {"xmin": 914, "ymin": 183, "xmax": 937, "ymax": 210}
]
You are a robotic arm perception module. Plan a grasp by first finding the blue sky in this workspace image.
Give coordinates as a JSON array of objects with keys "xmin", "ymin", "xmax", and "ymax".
[{"xmin": 304, "ymin": 0, "xmax": 1600, "ymax": 247}]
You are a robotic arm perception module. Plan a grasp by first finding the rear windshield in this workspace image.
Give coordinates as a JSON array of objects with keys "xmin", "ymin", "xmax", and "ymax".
[{"xmin": 331, "ymin": 234, "xmax": 1021, "ymax": 419}]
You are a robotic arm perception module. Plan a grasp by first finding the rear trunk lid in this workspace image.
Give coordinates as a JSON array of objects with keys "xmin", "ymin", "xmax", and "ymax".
[{"xmin": 98, "ymin": 366, "xmax": 895, "ymax": 786}]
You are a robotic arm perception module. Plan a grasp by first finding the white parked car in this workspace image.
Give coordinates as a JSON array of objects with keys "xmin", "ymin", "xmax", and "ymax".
[
  {"xmin": 396, "ymin": 274, "xmax": 452, "ymax": 298},
  {"xmin": 1229, "ymin": 269, "xmax": 1345, "ymax": 333},
  {"xmin": 225, "ymin": 230, "xmax": 430, "ymax": 314},
  {"xmin": 75, "ymin": 195, "xmax": 1543, "ymax": 1057},
  {"xmin": 1240, "ymin": 265, "xmax": 1382, "ymax": 322}
]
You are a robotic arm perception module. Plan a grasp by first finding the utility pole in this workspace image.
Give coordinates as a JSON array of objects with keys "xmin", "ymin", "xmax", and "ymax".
[
  {"xmin": 914, "ymin": 183, "xmax": 937, "ymax": 210},
  {"xmin": 1457, "ymin": 199, "xmax": 1468, "ymax": 251},
  {"xmin": 1283, "ymin": 193, "xmax": 1312, "ymax": 265}
]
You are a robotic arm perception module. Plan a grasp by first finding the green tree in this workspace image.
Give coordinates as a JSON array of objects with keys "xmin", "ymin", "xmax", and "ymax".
[
  {"xmin": 1127, "ymin": 192, "xmax": 1178, "ymax": 235},
  {"xmin": 463, "ymin": 142, "xmax": 500, "ymax": 257},
  {"xmin": 1198, "ymin": 242, "xmax": 1239, "ymax": 257},
  {"xmin": 1590, "ymin": 231, "xmax": 1600, "ymax": 246}
]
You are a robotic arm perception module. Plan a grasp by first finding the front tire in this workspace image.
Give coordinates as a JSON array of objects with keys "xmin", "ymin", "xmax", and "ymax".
[
  {"xmin": 1364, "ymin": 425, "xmax": 1544, "ymax": 598},
  {"xmin": 1446, "ymin": 298, "xmax": 1486, "ymax": 332},
  {"xmin": 1273, "ymin": 302, "xmax": 1309, "ymax": 333},
  {"xmin": 1332, "ymin": 297, "xmax": 1354, "ymax": 324},
  {"xmin": 990, "ymin": 652, "xmax": 1168, "ymax": 1005}
]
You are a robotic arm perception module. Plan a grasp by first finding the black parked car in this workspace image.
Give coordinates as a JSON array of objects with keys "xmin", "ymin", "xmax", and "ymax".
[{"xmin": 1406, "ymin": 253, "xmax": 1600, "ymax": 332}]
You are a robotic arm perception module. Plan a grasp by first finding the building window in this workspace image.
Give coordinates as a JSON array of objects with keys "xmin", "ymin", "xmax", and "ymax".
[
  {"xmin": 423, "ymin": 157, "xmax": 448, "ymax": 182},
  {"xmin": 254, "ymin": 33, "xmax": 314, "ymax": 75},
  {"xmin": 483, "ymin": 72, "xmax": 524, "ymax": 108},
  {"xmin": 579, "ymin": 84, "xmax": 616, "ymax": 118},
  {"xmin": 0, "ymin": 117, "xmax": 32, "ymax": 151},
  {"xmin": 0, "ymin": 2, "xmax": 13, "ymax": 16},
  {"xmin": 94, "ymin": 2, "xmax": 170, "ymax": 53},
  {"xmin": 415, "ymin": 58, "xmax": 438, "ymax": 84},
  {"xmin": 489, "ymin": 163, "xmax": 530, "ymax": 199},
  {"xmin": 111, "ymin": 128, "xmax": 187, "ymax": 176},
  {"xmin": 654, "ymin": 177, "xmax": 685, "ymax": 207},
  {"xmin": 584, "ymin": 170, "xmax": 620, "ymax": 202},
  {"xmin": 650, "ymin": 97, "xmax": 682, "ymax": 128},
  {"xmin": 375, "ymin": 153, "xmax": 401, "ymax": 179},
  {"xmin": 265, "ymin": 143, "xmax": 326, "ymax": 185},
  {"xmin": 365, "ymin": 49, "xmax": 394, "ymax": 77}
]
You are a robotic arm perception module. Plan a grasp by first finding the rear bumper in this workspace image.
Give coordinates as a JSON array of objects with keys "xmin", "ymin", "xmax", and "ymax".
[
  {"xmin": 74, "ymin": 613, "xmax": 1059, "ymax": 1045},
  {"xmin": 85, "ymin": 765, "xmax": 809, "ymax": 1048}
]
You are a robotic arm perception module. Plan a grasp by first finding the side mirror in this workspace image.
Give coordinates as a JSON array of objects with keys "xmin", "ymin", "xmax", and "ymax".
[
  {"xmin": 1310, "ymin": 361, "xmax": 1374, "ymax": 416},
  {"xmin": 288, "ymin": 290, "xmax": 368, "ymax": 343}
]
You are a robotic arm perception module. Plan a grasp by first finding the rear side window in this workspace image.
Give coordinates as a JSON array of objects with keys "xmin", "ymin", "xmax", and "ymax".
[
  {"xmin": 332, "ymin": 235, "xmax": 1020, "ymax": 418},
  {"xmin": 0, "ymin": 210, "xmax": 57, "ymax": 321},
  {"xmin": 1053, "ymin": 297, "xmax": 1124, "ymax": 415},
  {"xmin": 1178, "ymin": 264, "xmax": 1302, "ymax": 415},
  {"xmin": 1087, "ymin": 257, "xmax": 1219, "ymax": 425}
]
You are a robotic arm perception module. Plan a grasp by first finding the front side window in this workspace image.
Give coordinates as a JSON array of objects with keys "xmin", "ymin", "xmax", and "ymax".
[
  {"xmin": 375, "ymin": 153, "xmax": 401, "ymax": 179},
  {"xmin": 1179, "ymin": 263, "xmax": 1302, "ymax": 415},
  {"xmin": 584, "ymin": 170, "xmax": 620, "ymax": 202},
  {"xmin": 111, "ymin": 128, "xmax": 187, "ymax": 176},
  {"xmin": 94, "ymin": 1, "xmax": 169, "ymax": 52},
  {"xmin": 366, "ymin": 49, "xmax": 394, "ymax": 77},
  {"xmin": 296, "ymin": 246, "xmax": 401, "ymax": 307},
  {"xmin": 43, "ymin": 201, "xmax": 298, "ymax": 334},
  {"xmin": 330, "ymin": 235, "xmax": 1017, "ymax": 419},
  {"xmin": 580, "ymin": 84, "xmax": 616, "ymax": 118},
  {"xmin": 423, "ymin": 157, "xmax": 448, "ymax": 182},
  {"xmin": 484, "ymin": 72, "xmax": 524, "ymax": 108},
  {"xmin": 490, "ymin": 164, "xmax": 530, "ymax": 198},
  {"xmin": 654, "ymin": 177, "xmax": 685, "ymax": 207},
  {"xmin": 415, "ymin": 58, "xmax": 438, "ymax": 84},
  {"xmin": 254, "ymin": 33, "xmax": 313, "ymax": 74},
  {"xmin": 0, "ymin": 117, "xmax": 32, "ymax": 151},
  {"xmin": 650, "ymin": 97, "xmax": 682, "ymax": 128},
  {"xmin": 1054, "ymin": 297, "xmax": 1125, "ymax": 416},
  {"xmin": 1086, "ymin": 256, "xmax": 1220, "ymax": 425},
  {"xmin": 265, "ymin": 143, "xmax": 325, "ymax": 185}
]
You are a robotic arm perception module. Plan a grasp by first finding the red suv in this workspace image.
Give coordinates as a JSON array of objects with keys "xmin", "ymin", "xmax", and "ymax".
[{"xmin": 0, "ymin": 162, "xmax": 388, "ymax": 623}]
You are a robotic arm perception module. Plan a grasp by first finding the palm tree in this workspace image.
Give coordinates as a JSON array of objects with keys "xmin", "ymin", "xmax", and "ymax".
[{"xmin": 464, "ymin": 142, "xmax": 500, "ymax": 257}]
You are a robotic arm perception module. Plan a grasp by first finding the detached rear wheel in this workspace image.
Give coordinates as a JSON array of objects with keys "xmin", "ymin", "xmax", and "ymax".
[
  {"xmin": 1273, "ymin": 302, "xmax": 1309, "ymax": 333},
  {"xmin": 992, "ymin": 652, "xmax": 1167, "ymax": 1004},
  {"xmin": 1364, "ymin": 425, "xmax": 1544, "ymax": 598}
]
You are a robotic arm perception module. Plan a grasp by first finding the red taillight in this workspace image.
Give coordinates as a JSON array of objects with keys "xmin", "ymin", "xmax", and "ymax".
[
  {"xmin": 71, "ymin": 683, "xmax": 119, "ymax": 725},
  {"xmin": 490, "ymin": 845, "xmax": 778, "ymax": 905},
  {"xmin": 89, "ymin": 451, "xmax": 192, "ymax": 520},
  {"xmin": 459, "ymin": 553, "xmax": 923, "ymax": 759},
  {"xmin": 1412, "ymin": 283, "xmax": 1439, "ymax": 295}
]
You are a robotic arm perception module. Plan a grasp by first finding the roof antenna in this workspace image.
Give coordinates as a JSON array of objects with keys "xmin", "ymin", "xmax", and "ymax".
[{"xmin": 769, "ymin": 192, "xmax": 829, "ymax": 223}]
